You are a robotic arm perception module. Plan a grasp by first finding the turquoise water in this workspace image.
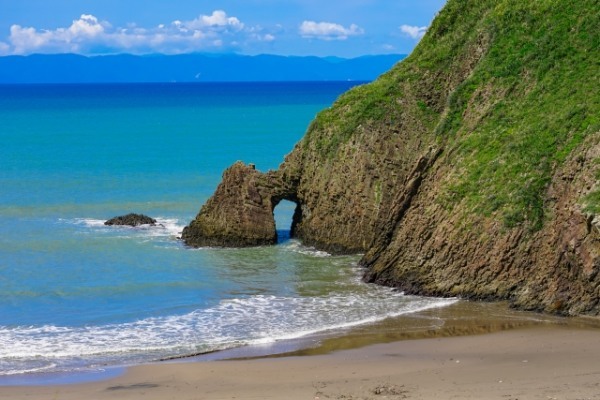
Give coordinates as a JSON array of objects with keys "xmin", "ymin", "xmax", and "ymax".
[{"xmin": 0, "ymin": 82, "xmax": 456, "ymax": 377}]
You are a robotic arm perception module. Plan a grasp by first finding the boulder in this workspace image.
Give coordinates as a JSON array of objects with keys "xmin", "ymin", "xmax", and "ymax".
[{"xmin": 105, "ymin": 213, "xmax": 157, "ymax": 227}]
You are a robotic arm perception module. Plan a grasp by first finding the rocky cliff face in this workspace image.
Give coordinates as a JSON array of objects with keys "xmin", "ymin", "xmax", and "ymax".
[
  {"xmin": 362, "ymin": 134, "xmax": 600, "ymax": 315},
  {"xmin": 183, "ymin": 0, "xmax": 600, "ymax": 315}
]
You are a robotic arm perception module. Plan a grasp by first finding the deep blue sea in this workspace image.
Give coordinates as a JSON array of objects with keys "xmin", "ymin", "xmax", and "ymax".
[{"xmin": 0, "ymin": 82, "xmax": 455, "ymax": 378}]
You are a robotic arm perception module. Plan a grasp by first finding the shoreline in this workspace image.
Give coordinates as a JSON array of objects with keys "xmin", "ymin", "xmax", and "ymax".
[
  {"xmin": 2, "ymin": 323, "xmax": 600, "ymax": 399},
  {"xmin": 2, "ymin": 300, "xmax": 599, "ymax": 396}
]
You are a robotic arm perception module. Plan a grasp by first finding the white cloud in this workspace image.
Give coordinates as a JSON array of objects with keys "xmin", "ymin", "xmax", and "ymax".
[
  {"xmin": 69, "ymin": 14, "xmax": 105, "ymax": 37},
  {"xmin": 399, "ymin": 24, "xmax": 427, "ymax": 40},
  {"xmin": 0, "ymin": 41, "xmax": 9, "ymax": 55},
  {"xmin": 3, "ymin": 11, "xmax": 270, "ymax": 55},
  {"xmin": 9, "ymin": 14, "xmax": 110, "ymax": 54},
  {"xmin": 196, "ymin": 10, "xmax": 243, "ymax": 30},
  {"xmin": 299, "ymin": 21, "xmax": 364, "ymax": 41}
]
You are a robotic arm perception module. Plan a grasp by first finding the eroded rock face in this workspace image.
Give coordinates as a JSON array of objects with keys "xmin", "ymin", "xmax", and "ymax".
[
  {"xmin": 105, "ymin": 213, "xmax": 157, "ymax": 227},
  {"xmin": 181, "ymin": 162, "xmax": 299, "ymax": 247},
  {"xmin": 362, "ymin": 134, "xmax": 600, "ymax": 315}
]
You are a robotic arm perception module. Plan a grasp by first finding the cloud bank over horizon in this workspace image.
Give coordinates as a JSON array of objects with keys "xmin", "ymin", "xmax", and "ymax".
[
  {"xmin": 2, "ymin": 11, "xmax": 277, "ymax": 56},
  {"xmin": 0, "ymin": 3, "xmax": 439, "ymax": 57}
]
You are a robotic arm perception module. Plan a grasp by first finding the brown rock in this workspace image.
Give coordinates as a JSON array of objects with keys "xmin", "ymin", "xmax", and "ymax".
[{"xmin": 181, "ymin": 161, "xmax": 299, "ymax": 247}]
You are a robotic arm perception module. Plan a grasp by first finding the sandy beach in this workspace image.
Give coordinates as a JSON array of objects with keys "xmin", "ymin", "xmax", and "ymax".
[{"xmin": 3, "ymin": 325, "xmax": 600, "ymax": 400}]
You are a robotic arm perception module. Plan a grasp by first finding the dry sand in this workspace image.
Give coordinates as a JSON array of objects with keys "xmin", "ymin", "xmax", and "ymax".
[{"xmin": 3, "ymin": 326, "xmax": 600, "ymax": 400}]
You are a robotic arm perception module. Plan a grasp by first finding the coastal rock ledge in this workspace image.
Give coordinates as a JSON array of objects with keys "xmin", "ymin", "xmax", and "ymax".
[{"xmin": 183, "ymin": 0, "xmax": 600, "ymax": 316}]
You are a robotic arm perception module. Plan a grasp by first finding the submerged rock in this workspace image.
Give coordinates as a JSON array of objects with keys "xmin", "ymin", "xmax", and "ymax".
[{"xmin": 105, "ymin": 213, "xmax": 157, "ymax": 227}]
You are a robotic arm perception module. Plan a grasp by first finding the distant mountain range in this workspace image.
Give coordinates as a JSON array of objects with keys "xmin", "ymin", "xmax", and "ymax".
[{"xmin": 0, "ymin": 53, "xmax": 406, "ymax": 84}]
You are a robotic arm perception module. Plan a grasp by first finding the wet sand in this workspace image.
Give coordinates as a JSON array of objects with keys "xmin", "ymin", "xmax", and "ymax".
[{"xmin": 3, "ymin": 302, "xmax": 600, "ymax": 399}]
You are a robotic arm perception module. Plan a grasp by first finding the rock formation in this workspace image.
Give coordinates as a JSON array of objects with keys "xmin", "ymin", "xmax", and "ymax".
[
  {"xmin": 105, "ymin": 213, "xmax": 157, "ymax": 227},
  {"xmin": 181, "ymin": 162, "xmax": 299, "ymax": 247},
  {"xmin": 183, "ymin": 0, "xmax": 599, "ymax": 315}
]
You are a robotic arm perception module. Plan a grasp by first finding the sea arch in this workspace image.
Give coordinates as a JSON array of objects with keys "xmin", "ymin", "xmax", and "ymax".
[{"xmin": 181, "ymin": 161, "xmax": 302, "ymax": 247}]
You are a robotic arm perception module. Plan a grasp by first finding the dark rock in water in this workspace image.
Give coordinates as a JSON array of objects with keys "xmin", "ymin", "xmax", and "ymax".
[{"xmin": 105, "ymin": 213, "xmax": 157, "ymax": 227}]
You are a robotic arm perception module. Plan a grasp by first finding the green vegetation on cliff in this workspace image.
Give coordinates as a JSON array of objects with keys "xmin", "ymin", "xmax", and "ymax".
[
  {"xmin": 305, "ymin": 0, "xmax": 599, "ymax": 231},
  {"xmin": 188, "ymin": 0, "xmax": 599, "ymax": 314}
]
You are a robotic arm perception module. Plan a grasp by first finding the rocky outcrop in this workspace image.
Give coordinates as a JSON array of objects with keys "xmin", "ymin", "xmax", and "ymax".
[
  {"xmin": 183, "ymin": 0, "xmax": 600, "ymax": 315},
  {"xmin": 181, "ymin": 162, "xmax": 299, "ymax": 247},
  {"xmin": 105, "ymin": 213, "xmax": 157, "ymax": 227}
]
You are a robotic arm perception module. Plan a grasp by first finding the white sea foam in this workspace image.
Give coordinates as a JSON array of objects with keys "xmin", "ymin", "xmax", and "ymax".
[
  {"xmin": 65, "ymin": 217, "xmax": 184, "ymax": 240},
  {"xmin": 282, "ymin": 239, "xmax": 331, "ymax": 257},
  {"xmin": 70, "ymin": 218, "xmax": 106, "ymax": 228},
  {"xmin": 0, "ymin": 288, "xmax": 457, "ymax": 375},
  {"xmin": 0, "ymin": 362, "xmax": 58, "ymax": 377},
  {"xmin": 149, "ymin": 218, "xmax": 185, "ymax": 238}
]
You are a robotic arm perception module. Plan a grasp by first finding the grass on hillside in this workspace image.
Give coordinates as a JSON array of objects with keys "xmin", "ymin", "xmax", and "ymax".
[
  {"xmin": 303, "ymin": 0, "xmax": 599, "ymax": 230},
  {"xmin": 440, "ymin": 0, "xmax": 599, "ymax": 229}
]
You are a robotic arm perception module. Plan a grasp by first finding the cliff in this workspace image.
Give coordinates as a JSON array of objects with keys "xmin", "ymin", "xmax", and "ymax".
[{"xmin": 183, "ymin": 0, "xmax": 600, "ymax": 315}]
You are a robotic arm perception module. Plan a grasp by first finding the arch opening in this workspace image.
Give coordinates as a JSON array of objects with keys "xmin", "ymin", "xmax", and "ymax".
[{"xmin": 273, "ymin": 199, "xmax": 298, "ymax": 244}]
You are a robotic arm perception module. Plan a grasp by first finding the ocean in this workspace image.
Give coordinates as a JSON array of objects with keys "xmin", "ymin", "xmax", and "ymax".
[{"xmin": 0, "ymin": 82, "xmax": 456, "ymax": 378}]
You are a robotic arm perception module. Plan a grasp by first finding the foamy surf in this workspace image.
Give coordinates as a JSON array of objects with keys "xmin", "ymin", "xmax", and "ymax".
[
  {"xmin": 0, "ymin": 283, "xmax": 457, "ymax": 376},
  {"xmin": 282, "ymin": 239, "xmax": 331, "ymax": 257},
  {"xmin": 66, "ymin": 217, "xmax": 185, "ymax": 239}
]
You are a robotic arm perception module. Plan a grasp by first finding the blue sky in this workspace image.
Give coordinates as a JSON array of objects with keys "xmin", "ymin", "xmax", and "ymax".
[{"xmin": 0, "ymin": 0, "xmax": 447, "ymax": 57}]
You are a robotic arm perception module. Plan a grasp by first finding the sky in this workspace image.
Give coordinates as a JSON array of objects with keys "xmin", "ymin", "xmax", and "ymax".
[{"xmin": 0, "ymin": 0, "xmax": 447, "ymax": 58}]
